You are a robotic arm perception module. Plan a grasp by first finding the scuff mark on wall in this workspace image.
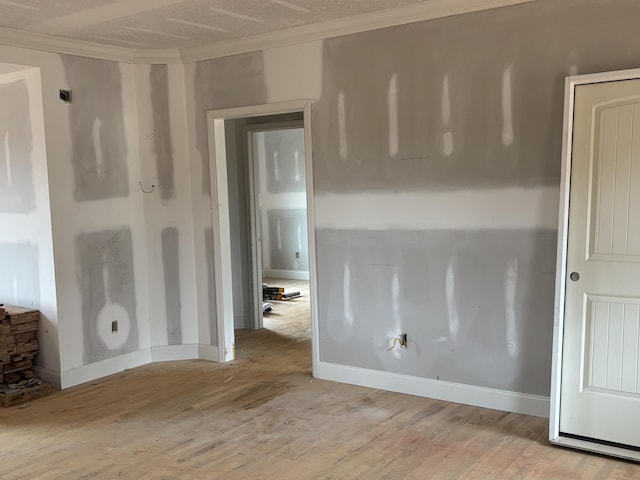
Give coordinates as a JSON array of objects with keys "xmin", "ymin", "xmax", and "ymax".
[
  {"xmin": 150, "ymin": 65, "xmax": 175, "ymax": 200},
  {"xmin": 62, "ymin": 55, "xmax": 129, "ymax": 201},
  {"xmin": 193, "ymin": 52, "xmax": 268, "ymax": 194},
  {"xmin": 0, "ymin": 79, "xmax": 35, "ymax": 213},
  {"xmin": 77, "ymin": 228, "xmax": 138, "ymax": 363},
  {"xmin": 162, "ymin": 227, "xmax": 181, "ymax": 345}
]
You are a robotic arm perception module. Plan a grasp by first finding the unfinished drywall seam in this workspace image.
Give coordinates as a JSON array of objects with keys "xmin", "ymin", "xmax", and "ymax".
[
  {"xmin": 150, "ymin": 64, "xmax": 175, "ymax": 200},
  {"xmin": 61, "ymin": 55, "xmax": 130, "ymax": 201}
]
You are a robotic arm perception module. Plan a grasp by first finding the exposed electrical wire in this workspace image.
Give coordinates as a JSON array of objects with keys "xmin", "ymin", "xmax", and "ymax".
[
  {"xmin": 387, "ymin": 333, "xmax": 408, "ymax": 351},
  {"xmin": 138, "ymin": 181, "xmax": 156, "ymax": 194}
]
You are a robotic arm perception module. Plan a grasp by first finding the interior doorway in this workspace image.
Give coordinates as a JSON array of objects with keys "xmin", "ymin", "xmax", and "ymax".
[
  {"xmin": 206, "ymin": 100, "xmax": 319, "ymax": 376},
  {"xmin": 247, "ymin": 122, "xmax": 308, "ymax": 331}
]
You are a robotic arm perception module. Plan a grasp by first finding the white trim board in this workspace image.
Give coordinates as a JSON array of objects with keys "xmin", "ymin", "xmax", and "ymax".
[
  {"xmin": 263, "ymin": 269, "xmax": 310, "ymax": 281},
  {"xmin": 198, "ymin": 345, "xmax": 221, "ymax": 362},
  {"xmin": 318, "ymin": 361, "xmax": 550, "ymax": 418},
  {"xmin": 59, "ymin": 349, "xmax": 153, "ymax": 389},
  {"xmin": 0, "ymin": 26, "xmax": 137, "ymax": 63},
  {"xmin": 50, "ymin": 345, "xmax": 222, "ymax": 389},
  {"xmin": 550, "ymin": 67, "xmax": 640, "ymax": 461},
  {"xmin": 151, "ymin": 344, "xmax": 199, "ymax": 362},
  {"xmin": 33, "ymin": 366, "xmax": 62, "ymax": 390},
  {"xmin": 0, "ymin": 0, "xmax": 535, "ymax": 64}
]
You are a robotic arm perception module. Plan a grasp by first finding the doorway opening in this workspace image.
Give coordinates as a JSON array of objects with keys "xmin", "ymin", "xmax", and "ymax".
[{"xmin": 206, "ymin": 100, "xmax": 319, "ymax": 377}]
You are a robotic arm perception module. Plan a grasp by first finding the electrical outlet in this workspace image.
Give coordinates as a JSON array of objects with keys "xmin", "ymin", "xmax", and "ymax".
[
  {"xmin": 111, "ymin": 320, "xmax": 118, "ymax": 333},
  {"xmin": 399, "ymin": 332, "xmax": 407, "ymax": 348},
  {"xmin": 295, "ymin": 251, "xmax": 300, "ymax": 259}
]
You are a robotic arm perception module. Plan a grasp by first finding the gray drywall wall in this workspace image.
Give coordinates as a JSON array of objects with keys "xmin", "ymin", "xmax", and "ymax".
[
  {"xmin": 205, "ymin": 227, "xmax": 218, "ymax": 344},
  {"xmin": 150, "ymin": 64, "xmax": 175, "ymax": 200},
  {"xmin": 193, "ymin": 52, "xmax": 268, "ymax": 194},
  {"xmin": 267, "ymin": 209, "xmax": 309, "ymax": 272},
  {"xmin": 256, "ymin": 127, "xmax": 309, "ymax": 276},
  {"xmin": 0, "ymin": 79, "xmax": 35, "ymax": 213},
  {"xmin": 0, "ymin": 242, "xmax": 39, "ymax": 308},
  {"xmin": 76, "ymin": 228, "xmax": 138, "ymax": 364},
  {"xmin": 162, "ymin": 227, "xmax": 182, "ymax": 345},
  {"xmin": 263, "ymin": 128, "xmax": 306, "ymax": 194},
  {"xmin": 304, "ymin": 0, "xmax": 640, "ymax": 398},
  {"xmin": 313, "ymin": 0, "xmax": 640, "ymax": 194},
  {"xmin": 189, "ymin": 0, "xmax": 640, "ymax": 398},
  {"xmin": 62, "ymin": 55, "xmax": 129, "ymax": 201},
  {"xmin": 317, "ymin": 229, "xmax": 556, "ymax": 396}
]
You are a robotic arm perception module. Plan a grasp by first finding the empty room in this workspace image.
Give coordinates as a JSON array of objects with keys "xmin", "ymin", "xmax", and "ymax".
[{"xmin": 0, "ymin": 0, "xmax": 639, "ymax": 478}]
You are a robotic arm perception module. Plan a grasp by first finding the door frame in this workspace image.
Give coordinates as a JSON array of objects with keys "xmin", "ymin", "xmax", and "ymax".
[
  {"xmin": 245, "ymin": 120, "xmax": 307, "ymax": 331},
  {"xmin": 206, "ymin": 99, "xmax": 320, "ymax": 376},
  {"xmin": 550, "ymin": 68, "xmax": 640, "ymax": 461}
]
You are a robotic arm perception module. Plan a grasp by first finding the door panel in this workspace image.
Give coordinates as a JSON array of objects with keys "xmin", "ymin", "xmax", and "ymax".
[
  {"xmin": 590, "ymin": 102, "xmax": 640, "ymax": 260},
  {"xmin": 561, "ymin": 79, "xmax": 640, "ymax": 447},
  {"xmin": 585, "ymin": 297, "xmax": 640, "ymax": 394}
]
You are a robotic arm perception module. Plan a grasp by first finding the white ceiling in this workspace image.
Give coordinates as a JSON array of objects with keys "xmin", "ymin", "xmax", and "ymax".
[{"xmin": 0, "ymin": 0, "xmax": 433, "ymax": 50}]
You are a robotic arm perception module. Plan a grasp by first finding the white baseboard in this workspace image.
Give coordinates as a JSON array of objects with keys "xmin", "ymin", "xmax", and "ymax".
[
  {"xmin": 198, "ymin": 344, "xmax": 221, "ymax": 362},
  {"xmin": 59, "ymin": 349, "xmax": 153, "ymax": 389},
  {"xmin": 317, "ymin": 361, "xmax": 550, "ymax": 418},
  {"xmin": 151, "ymin": 344, "xmax": 199, "ymax": 362},
  {"xmin": 33, "ymin": 366, "xmax": 62, "ymax": 390},
  {"xmin": 263, "ymin": 269, "xmax": 309, "ymax": 281},
  {"xmin": 51, "ymin": 345, "xmax": 222, "ymax": 390}
]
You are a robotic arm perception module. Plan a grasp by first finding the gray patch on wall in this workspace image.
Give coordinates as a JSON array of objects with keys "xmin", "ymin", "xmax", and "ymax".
[
  {"xmin": 62, "ymin": 55, "xmax": 129, "ymax": 201},
  {"xmin": 263, "ymin": 128, "xmax": 306, "ymax": 194},
  {"xmin": 268, "ymin": 209, "xmax": 309, "ymax": 272},
  {"xmin": 0, "ymin": 243, "xmax": 39, "ymax": 308},
  {"xmin": 77, "ymin": 228, "xmax": 138, "ymax": 364},
  {"xmin": 0, "ymin": 79, "xmax": 35, "ymax": 213},
  {"xmin": 314, "ymin": 0, "xmax": 640, "ymax": 193},
  {"xmin": 162, "ymin": 227, "xmax": 181, "ymax": 345},
  {"xmin": 193, "ymin": 52, "xmax": 268, "ymax": 194},
  {"xmin": 205, "ymin": 227, "xmax": 217, "ymax": 345},
  {"xmin": 316, "ymin": 228, "xmax": 556, "ymax": 397},
  {"xmin": 150, "ymin": 65, "xmax": 175, "ymax": 200}
]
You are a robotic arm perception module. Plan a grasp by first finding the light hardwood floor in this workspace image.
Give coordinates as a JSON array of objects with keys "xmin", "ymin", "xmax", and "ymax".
[{"xmin": 1, "ymin": 280, "xmax": 638, "ymax": 479}]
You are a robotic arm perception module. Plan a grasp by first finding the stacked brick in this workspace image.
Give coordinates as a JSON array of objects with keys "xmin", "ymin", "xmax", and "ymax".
[{"xmin": 0, "ymin": 305, "xmax": 40, "ymax": 385}]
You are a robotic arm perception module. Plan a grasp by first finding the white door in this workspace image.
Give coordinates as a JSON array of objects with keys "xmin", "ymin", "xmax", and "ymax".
[{"xmin": 561, "ymin": 78, "xmax": 640, "ymax": 447}]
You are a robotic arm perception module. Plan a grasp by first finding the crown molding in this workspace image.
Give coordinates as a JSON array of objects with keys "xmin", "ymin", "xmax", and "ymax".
[
  {"xmin": 179, "ymin": 0, "xmax": 536, "ymax": 63},
  {"xmin": 0, "ymin": 26, "xmax": 180, "ymax": 64},
  {"xmin": 0, "ymin": 0, "xmax": 535, "ymax": 65},
  {"xmin": 0, "ymin": 26, "xmax": 137, "ymax": 63},
  {"xmin": 134, "ymin": 49, "xmax": 182, "ymax": 64}
]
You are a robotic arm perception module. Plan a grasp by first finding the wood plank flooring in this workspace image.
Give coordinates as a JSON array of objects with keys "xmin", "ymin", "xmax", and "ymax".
[{"xmin": 0, "ymin": 280, "xmax": 638, "ymax": 479}]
